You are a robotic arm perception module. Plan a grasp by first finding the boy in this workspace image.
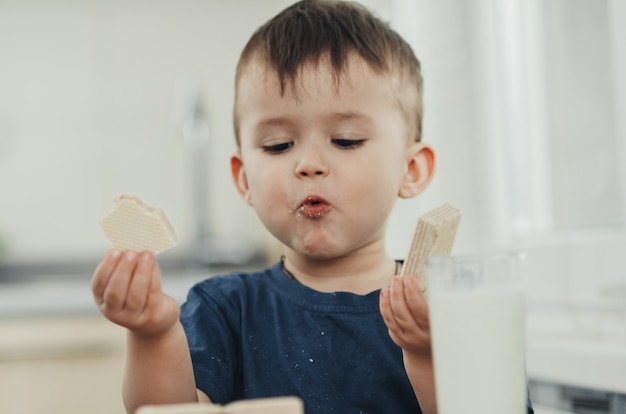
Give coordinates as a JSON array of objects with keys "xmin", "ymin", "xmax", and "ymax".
[{"xmin": 92, "ymin": 1, "xmax": 533, "ymax": 413}]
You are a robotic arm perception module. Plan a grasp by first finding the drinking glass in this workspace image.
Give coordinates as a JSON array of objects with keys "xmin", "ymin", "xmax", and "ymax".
[{"xmin": 426, "ymin": 253, "xmax": 527, "ymax": 414}]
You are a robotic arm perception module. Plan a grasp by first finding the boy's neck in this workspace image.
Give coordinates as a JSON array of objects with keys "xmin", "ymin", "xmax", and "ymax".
[{"xmin": 281, "ymin": 249, "xmax": 398, "ymax": 295}]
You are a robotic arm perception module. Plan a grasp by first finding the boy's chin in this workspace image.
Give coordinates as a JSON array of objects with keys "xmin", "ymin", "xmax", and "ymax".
[{"xmin": 283, "ymin": 244, "xmax": 343, "ymax": 262}]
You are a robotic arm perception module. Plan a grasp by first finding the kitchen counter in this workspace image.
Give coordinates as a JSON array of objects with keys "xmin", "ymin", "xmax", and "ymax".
[
  {"xmin": 0, "ymin": 271, "xmax": 212, "ymax": 318},
  {"xmin": 526, "ymin": 307, "xmax": 626, "ymax": 394},
  {"xmin": 526, "ymin": 307, "xmax": 626, "ymax": 413},
  {"xmin": 0, "ymin": 257, "xmax": 266, "ymax": 414},
  {"xmin": 0, "ymin": 257, "xmax": 266, "ymax": 318},
  {"xmin": 527, "ymin": 337, "xmax": 626, "ymax": 395}
]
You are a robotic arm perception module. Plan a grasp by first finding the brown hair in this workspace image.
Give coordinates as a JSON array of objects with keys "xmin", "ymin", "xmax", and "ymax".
[{"xmin": 234, "ymin": 0, "xmax": 423, "ymax": 144}]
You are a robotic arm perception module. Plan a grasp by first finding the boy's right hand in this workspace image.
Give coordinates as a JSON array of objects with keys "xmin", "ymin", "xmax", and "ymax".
[{"xmin": 92, "ymin": 249, "xmax": 180, "ymax": 339}]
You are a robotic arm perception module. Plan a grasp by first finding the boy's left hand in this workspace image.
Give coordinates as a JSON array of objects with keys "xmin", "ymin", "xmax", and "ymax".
[{"xmin": 379, "ymin": 275, "xmax": 431, "ymax": 356}]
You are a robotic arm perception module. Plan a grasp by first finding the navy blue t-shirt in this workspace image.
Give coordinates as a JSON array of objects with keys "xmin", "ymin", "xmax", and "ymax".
[
  {"xmin": 180, "ymin": 262, "xmax": 420, "ymax": 413},
  {"xmin": 180, "ymin": 261, "xmax": 534, "ymax": 413}
]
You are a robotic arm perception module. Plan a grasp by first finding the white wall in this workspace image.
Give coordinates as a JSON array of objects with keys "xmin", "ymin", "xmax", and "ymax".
[
  {"xmin": 1, "ymin": 0, "xmax": 624, "ymax": 289},
  {"xmin": 0, "ymin": 0, "xmax": 292, "ymax": 261},
  {"xmin": 385, "ymin": 0, "xmax": 626, "ymax": 308}
]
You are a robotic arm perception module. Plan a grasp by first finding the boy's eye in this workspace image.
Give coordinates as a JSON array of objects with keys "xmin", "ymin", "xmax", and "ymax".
[
  {"xmin": 262, "ymin": 142, "xmax": 293, "ymax": 153},
  {"xmin": 333, "ymin": 138, "xmax": 365, "ymax": 149}
]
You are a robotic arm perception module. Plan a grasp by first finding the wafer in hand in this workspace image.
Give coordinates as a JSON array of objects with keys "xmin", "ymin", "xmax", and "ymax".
[
  {"xmin": 401, "ymin": 203, "xmax": 461, "ymax": 287},
  {"xmin": 99, "ymin": 194, "xmax": 178, "ymax": 254}
]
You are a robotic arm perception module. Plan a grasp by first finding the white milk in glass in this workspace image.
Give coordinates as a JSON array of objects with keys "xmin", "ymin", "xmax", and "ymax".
[{"xmin": 427, "ymin": 255, "xmax": 527, "ymax": 414}]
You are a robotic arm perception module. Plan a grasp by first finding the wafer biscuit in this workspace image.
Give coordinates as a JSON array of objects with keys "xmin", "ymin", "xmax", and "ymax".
[
  {"xmin": 136, "ymin": 396, "xmax": 304, "ymax": 414},
  {"xmin": 100, "ymin": 194, "xmax": 178, "ymax": 254},
  {"xmin": 401, "ymin": 203, "xmax": 461, "ymax": 286}
]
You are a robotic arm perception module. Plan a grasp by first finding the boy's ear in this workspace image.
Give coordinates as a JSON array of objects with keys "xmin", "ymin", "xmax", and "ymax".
[
  {"xmin": 230, "ymin": 152, "xmax": 253, "ymax": 206},
  {"xmin": 398, "ymin": 142, "xmax": 436, "ymax": 199}
]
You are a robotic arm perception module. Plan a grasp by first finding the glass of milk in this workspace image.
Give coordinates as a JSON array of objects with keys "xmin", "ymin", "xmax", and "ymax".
[{"xmin": 426, "ymin": 253, "xmax": 527, "ymax": 414}]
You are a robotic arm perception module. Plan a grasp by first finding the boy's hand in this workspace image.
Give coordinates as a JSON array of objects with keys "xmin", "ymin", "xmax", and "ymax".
[
  {"xmin": 380, "ymin": 275, "xmax": 438, "ymax": 414},
  {"xmin": 92, "ymin": 249, "xmax": 180, "ymax": 339},
  {"xmin": 379, "ymin": 275, "xmax": 431, "ymax": 356}
]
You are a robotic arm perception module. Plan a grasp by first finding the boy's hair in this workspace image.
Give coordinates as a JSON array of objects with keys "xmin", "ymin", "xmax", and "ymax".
[{"xmin": 233, "ymin": 0, "xmax": 424, "ymax": 144}]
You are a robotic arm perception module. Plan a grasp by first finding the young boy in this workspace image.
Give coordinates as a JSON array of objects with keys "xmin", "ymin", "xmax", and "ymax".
[{"xmin": 92, "ymin": 1, "xmax": 533, "ymax": 413}]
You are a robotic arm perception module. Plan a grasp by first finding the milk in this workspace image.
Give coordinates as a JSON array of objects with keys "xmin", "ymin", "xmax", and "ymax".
[{"xmin": 429, "ymin": 288, "xmax": 527, "ymax": 414}]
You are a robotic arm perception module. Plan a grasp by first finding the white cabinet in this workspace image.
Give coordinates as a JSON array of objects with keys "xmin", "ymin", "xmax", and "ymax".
[{"xmin": 0, "ymin": 316, "xmax": 126, "ymax": 414}]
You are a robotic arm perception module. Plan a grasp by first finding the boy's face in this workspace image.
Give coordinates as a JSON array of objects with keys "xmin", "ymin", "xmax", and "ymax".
[{"xmin": 232, "ymin": 55, "xmax": 428, "ymax": 260}]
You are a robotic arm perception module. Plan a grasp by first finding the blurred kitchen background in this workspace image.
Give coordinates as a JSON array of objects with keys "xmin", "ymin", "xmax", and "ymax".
[{"xmin": 0, "ymin": 0, "xmax": 624, "ymax": 413}]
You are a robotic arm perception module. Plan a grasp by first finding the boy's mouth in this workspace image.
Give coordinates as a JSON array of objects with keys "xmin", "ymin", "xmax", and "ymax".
[{"xmin": 297, "ymin": 196, "xmax": 332, "ymax": 218}]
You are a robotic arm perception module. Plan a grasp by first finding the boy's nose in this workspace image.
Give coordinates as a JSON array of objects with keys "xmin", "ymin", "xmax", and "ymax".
[{"xmin": 294, "ymin": 149, "xmax": 329, "ymax": 178}]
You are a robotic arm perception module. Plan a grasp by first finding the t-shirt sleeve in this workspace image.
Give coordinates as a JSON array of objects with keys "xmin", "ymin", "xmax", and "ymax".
[{"xmin": 180, "ymin": 279, "xmax": 242, "ymax": 404}]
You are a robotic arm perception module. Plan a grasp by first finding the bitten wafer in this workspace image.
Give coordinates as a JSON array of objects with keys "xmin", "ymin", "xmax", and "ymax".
[
  {"xmin": 100, "ymin": 194, "xmax": 178, "ymax": 254},
  {"xmin": 401, "ymin": 203, "xmax": 461, "ymax": 286}
]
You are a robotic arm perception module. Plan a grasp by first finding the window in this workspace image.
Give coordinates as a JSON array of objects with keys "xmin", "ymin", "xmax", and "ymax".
[{"xmin": 385, "ymin": 0, "xmax": 626, "ymax": 307}]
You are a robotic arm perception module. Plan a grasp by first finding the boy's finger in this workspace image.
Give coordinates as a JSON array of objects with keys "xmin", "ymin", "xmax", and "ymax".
[
  {"xmin": 92, "ymin": 249, "xmax": 122, "ymax": 301},
  {"xmin": 388, "ymin": 276, "xmax": 415, "ymax": 332},
  {"xmin": 143, "ymin": 257, "xmax": 165, "ymax": 312},
  {"xmin": 102, "ymin": 251, "xmax": 139, "ymax": 311},
  {"xmin": 123, "ymin": 252, "xmax": 155, "ymax": 313},
  {"xmin": 402, "ymin": 276, "xmax": 430, "ymax": 330},
  {"xmin": 379, "ymin": 287, "xmax": 395, "ymax": 328},
  {"xmin": 380, "ymin": 287, "xmax": 403, "ymax": 340},
  {"xmin": 148, "ymin": 258, "xmax": 163, "ymax": 295}
]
